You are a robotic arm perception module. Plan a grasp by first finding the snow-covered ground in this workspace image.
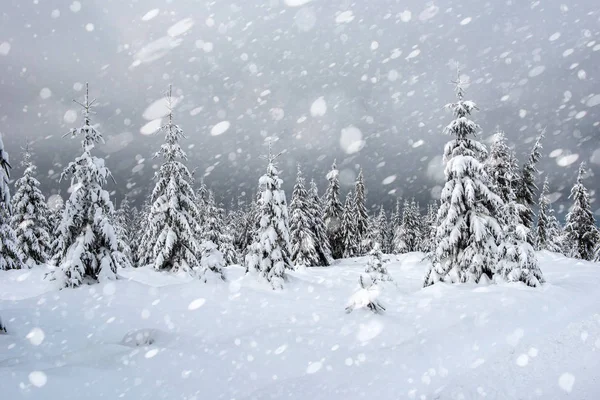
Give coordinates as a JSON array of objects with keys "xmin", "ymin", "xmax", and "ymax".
[{"xmin": 1, "ymin": 252, "xmax": 599, "ymax": 400}]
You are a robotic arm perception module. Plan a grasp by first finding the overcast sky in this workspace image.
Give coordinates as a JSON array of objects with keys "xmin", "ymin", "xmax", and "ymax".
[{"xmin": 0, "ymin": 0, "xmax": 599, "ymax": 215}]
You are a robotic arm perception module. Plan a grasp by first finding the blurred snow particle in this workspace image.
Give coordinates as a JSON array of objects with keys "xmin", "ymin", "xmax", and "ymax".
[
  {"xmin": 575, "ymin": 110, "xmax": 586, "ymax": 119},
  {"xmin": 63, "ymin": 109, "xmax": 77, "ymax": 124},
  {"xmin": 102, "ymin": 282, "xmax": 116, "ymax": 296},
  {"xmin": 406, "ymin": 48, "xmax": 421, "ymax": 60},
  {"xmin": 556, "ymin": 154, "xmax": 579, "ymax": 167},
  {"xmin": 73, "ymin": 82, "xmax": 83, "ymax": 91},
  {"xmin": 387, "ymin": 69, "xmax": 400, "ymax": 81},
  {"xmin": 270, "ymin": 108, "xmax": 285, "ymax": 121},
  {"xmin": 51, "ymin": 9, "xmax": 60, "ymax": 18},
  {"xmin": 211, "ymin": 121, "xmax": 231, "ymax": 136},
  {"xmin": 28, "ymin": 371, "xmax": 47, "ymax": 387},
  {"xmin": 382, "ymin": 175, "xmax": 396, "ymax": 185},
  {"xmin": 39, "ymin": 88, "xmax": 52, "ymax": 99},
  {"xmin": 549, "ymin": 149, "xmax": 563, "ymax": 158},
  {"xmin": 426, "ymin": 156, "xmax": 444, "ymax": 182},
  {"xmin": 370, "ymin": 41, "xmax": 379, "ymax": 50},
  {"xmin": 168, "ymin": 18, "xmax": 194, "ymax": 37},
  {"xmin": 357, "ymin": 320, "xmax": 384, "ymax": 342},
  {"xmin": 528, "ymin": 65, "xmax": 546, "ymax": 78},
  {"xmin": 339, "ymin": 125, "xmax": 365, "ymax": 154},
  {"xmin": 310, "ymin": 97, "xmax": 327, "ymax": 117},
  {"xmin": 70, "ymin": 1, "xmax": 81, "ymax": 13},
  {"xmin": 460, "ymin": 17, "xmax": 472, "ymax": 25},
  {"xmin": 506, "ymin": 328, "xmax": 524, "ymax": 347},
  {"xmin": 140, "ymin": 118, "xmax": 162, "ymax": 135},
  {"xmin": 335, "ymin": 10, "xmax": 355, "ymax": 24},
  {"xmin": 132, "ymin": 37, "xmax": 182, "ymax": 66},
  {"xmin": 399, "ymin": 10, "xmax": 412, "ymax": 22},
  {"xmin": 549, "ymin": 32, "xmax": 561, "ymax": 41},
  {"xmin": 306, "ymin": 361, "xmax": 322, "ymax": 374},
  {"xmin": 26, "ymin": 328, "xmax": 45, "ymax": 346},
  {"xmin": 188, "ymin": 298, "xmax": 206, "ymax": 311},
  {"xmin": 516, "ymin": 354, "xmax": 529, "ymax": 366},
  {"xmin": 577, "ymin": 70, "xmax": 586, "ymax": 80},
  {"xmin": 590, "ymin": 148, "xmax": 600, "ymax": 165},
  {"xmin": 143, "ymin": 97, "xmax": 180, "ymax": 120},
  {"xmin": 142, "ymin": 9, "xmax": 159, "ymax": 21},
  {"xmin": 586, "ymin": 94, "xmax": 600, "ymax": 107},
  {"xmin": 562, "ymin": 48, "xmax": 574, "ymax": 57},
  {"xmin": 412, "ymin": 139, "xmax": 424, "ymax": 148},
  {"xmin": 85, "ymin": 23, "xmax": 94, "ymax": 32},
  {"xmin": 0, "ymin": 42, "xmax": 10, "ymax": 56},
  {"xmin": 558, "ymin": 373, "xmax": 575, "ymax": 393},
  {"xmin": 528, "ymin": 347, "xmax": 539, "ymax": 357},
  {"xmin": 145, "ymin": 349, "xmax": 159, "ymax": 358},
  {"xmin": 294, "ymin": 7, "xmax": 316, "ymax": 32},
  {"xmin": 419, "ymin": 5, "xmax": 439, "ymax": 21},
  {"xmin": 284, "ymin": 0, "xmax": 312, "ymax": 6}
]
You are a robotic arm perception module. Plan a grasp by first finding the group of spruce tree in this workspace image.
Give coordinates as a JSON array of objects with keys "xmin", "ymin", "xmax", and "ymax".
[{"xmin": 0, "ymin": 80, "xmax": 599, "ymax": 300}]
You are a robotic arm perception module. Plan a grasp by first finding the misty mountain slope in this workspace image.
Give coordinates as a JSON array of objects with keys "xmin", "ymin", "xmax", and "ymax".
[{"xmin": 1, "ymin": 252, "xmax": 599, "ymax": 399}]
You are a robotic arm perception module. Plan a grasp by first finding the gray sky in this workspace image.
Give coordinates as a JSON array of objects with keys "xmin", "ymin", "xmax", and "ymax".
[{"xmin": 0, "ymin": 0, "xmax": 599, "ymax": 215}]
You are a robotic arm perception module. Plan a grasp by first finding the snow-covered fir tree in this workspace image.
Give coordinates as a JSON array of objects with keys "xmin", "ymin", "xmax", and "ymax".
[
  {"xmin": 424, "ymin": 72, "xmax": 502, "ymax": 286},
  {"xmin": 308, "ymin": 179, "xmax": 333, "ymax": 266},
  {"xmin": 0, "ymin": 134, "xmax": 23, "ymax": 271},
  {"xmin": 51, "ymin": 84, "xmax": 130, "ymax": 287},
  {"xmin": 143, "ymin": 86, "xmax": 203, "ymax": 274},
  {"xmin": 244, "ymin": 144, "xmax": 293, "ymax": 289},
  {"xmin": 535, "ymin": 177, "xmax": 562, "ymax": 252},
  {"xmin": 340, "ymin": 193, "xmax": 359, "ymax": 258},
  {"xmin": 392, "ymin": 199, "xmax": 419, "ymax": 254},
  {"xmin": 289, "ymin": 165, "xmax": 321, "ymax": 267},
  {"xmin": 113, "ymin": 195, "xmax": 134, "ymax": 265},
  {"xmin": 564, "ymin": 163, "xmax": 599, "ymax": 261},
  {"xmin": 323, "ymin": 160, "xmax": 344, "ymax": 259},
  {"xmin": 420, "ymin": 202, "xmax": 439, "ymax": 254},
  {"xmin": 202, "ymin": 191, "xmax": 237, "ymax": 268},
  {"xmin": 496, "ymin": 188, "xmax": 545, "ymax": 286},
  {"xmin": 516, "ymin": 129, "xmax": 544, "ymax": 238},
  {"xmin": 365, "ymin": 205, "xmax": 387, "ymax": 253},
  {"xmin": 345, "ymin": 243, "xmax": 390, "ymax": 314},
  {"xmin": 11, "ymin": 144, "xmax": 51, "ymax": 267},
  {"xmin": 354, "ymin": 168, "xmax": 369, "ymax": 254},
  {"xmin": 486, "ymin": 131, "xmax": 520, "ymax": 204}
]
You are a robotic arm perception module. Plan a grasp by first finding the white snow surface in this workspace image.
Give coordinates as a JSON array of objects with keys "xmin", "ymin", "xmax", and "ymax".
[{"xmin": 1, "ymin": 252, "xmax": 600, "ymax": 399}]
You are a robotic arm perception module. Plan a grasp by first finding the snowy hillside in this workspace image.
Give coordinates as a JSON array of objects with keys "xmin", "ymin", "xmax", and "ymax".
[{"xmin": 1, "ymin": 252, "xmax": 599, "ymax": 400}]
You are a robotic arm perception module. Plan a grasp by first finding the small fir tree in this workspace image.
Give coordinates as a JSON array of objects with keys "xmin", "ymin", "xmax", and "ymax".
[
  {"xmin": 564, "ymin": 163, "xmax": 599, "ymax": 261},
  {"xmin": 244, "ymin": 144, "xmax": 293, "ymax": 289},
  {"xmin": 323, "ymin": 160, "xmax": 344, "ymax": 258},
  {"xmin": 11, "ymin": 144, "xmax": 51, "ymax": 267}
]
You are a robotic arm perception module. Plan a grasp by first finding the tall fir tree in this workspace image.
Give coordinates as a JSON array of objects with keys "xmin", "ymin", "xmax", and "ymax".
[
  {"xmin": 11, "ymin": 144, "xmax": 52, "ymax": 267},
  {"xmin": 516, "ymin": 129, "xmax": 544, "ymax": 239},
  {"xmin": 323, "ymin": 160, "xmax": 344, "ymax": 258},
  {"xmin": 244, "ymin": 144, "xmax": 293, "ymax": 289},
  {"xmin": 144, "ymin": 86, "xmax": 204, "ymax": 275},
  {"xmin": 535, "ymin": 177, "xmax": 562, "ymax": 252},
  {"xmin": 308, "ymin": 179, "xmax": 333, "ymax": 266},
  {"xmin": 564, "ymin": 163, "xmax": 599, "ymax": 261},
  {"xmin": 340, "ymin": 193, "xmax": 359, "ymax": 258},
  {"xmin": 290, "ymin": 166, "xmax": 321, "ymax": 267},
  {"xmin": 51, "ymin": 84, "xmax": 130, "ymax": 287},
  {"xmin": 0, "ymin": 134, "xmax": 23, "ymax": 270},
  {"xmin": 354, "ymin": 168, "xmax": 369, "ymax": 253},
  {"xmin": 424, "ymin": 71, "xmax": 502, "ymax": 286}
]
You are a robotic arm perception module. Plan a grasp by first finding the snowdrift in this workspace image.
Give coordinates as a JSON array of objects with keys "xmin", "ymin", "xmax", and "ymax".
[{"xmin": 1, "ymin": 252, "xmax": 599, "ymax": 399}]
